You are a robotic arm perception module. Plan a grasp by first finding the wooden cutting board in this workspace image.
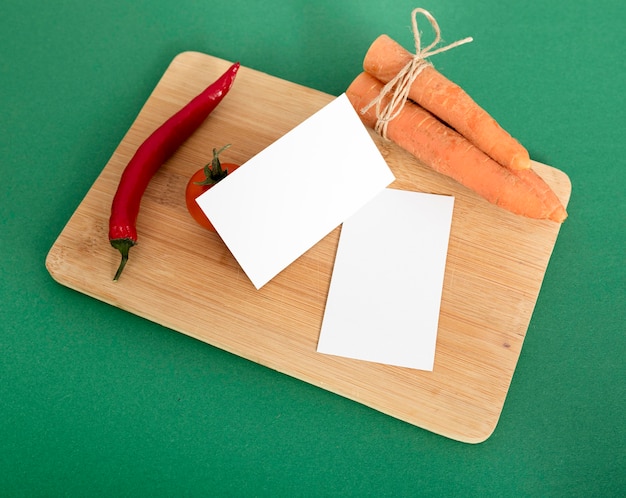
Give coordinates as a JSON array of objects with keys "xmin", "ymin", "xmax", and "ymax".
[{"xmin": 46, "ymin": 52, "xmax": 571, "ymax": 443}]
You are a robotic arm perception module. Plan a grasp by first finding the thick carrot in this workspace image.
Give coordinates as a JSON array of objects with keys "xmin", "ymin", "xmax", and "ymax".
[
  {"xmin": 363, "ymin": 34, "xmax": 531, "ymax": 171},
  {"xmin": 347, "ymin": 72, "xmax": 567, "ymax": 222}
]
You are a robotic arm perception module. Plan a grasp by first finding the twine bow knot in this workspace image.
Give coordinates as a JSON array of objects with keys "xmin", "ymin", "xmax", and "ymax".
[{"xmin": 362, "ymin": 8, "xmax": 473, "ymax": 138}]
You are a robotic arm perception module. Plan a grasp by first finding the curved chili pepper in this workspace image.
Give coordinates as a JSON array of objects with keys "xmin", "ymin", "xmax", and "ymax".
[{"xmin": 109, "ymin": 61, "xmax": 240, "ymax": 280}]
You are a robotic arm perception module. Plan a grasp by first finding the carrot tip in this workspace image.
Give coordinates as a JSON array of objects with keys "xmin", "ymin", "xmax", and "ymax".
[
  {"xmin": 551, "ymin": 207, "xmax": 568, "ymax": 223},
  {"xmin": 509, "ymin": 154, "xmax": 532, "ymax": 171}
]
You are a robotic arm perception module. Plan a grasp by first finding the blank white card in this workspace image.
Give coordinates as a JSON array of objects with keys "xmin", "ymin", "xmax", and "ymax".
[
  {"xmin": 317, "ymin": 188, "xmax": 454, "ymax": 371},
  {"xmin": 196, "ymin": 94, "xmax": 395, "ymax": 289}
]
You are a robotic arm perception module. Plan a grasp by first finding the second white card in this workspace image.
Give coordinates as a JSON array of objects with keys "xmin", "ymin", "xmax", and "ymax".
[{"xmin": 317, "ymin": 188, "xmax": 455, "ymax": 371}]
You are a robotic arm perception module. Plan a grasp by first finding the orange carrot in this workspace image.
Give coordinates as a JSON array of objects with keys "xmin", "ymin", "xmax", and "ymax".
[
  {"xmin": 363, "ymin": 34, "xmax": 531, "ymax": 171},
  {"xmin": 347, "ymin": 72, "xmax": 567, "ymax": 222}
]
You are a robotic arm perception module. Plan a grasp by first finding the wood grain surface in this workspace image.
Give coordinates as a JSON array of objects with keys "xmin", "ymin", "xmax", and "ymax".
[{"xmin": 46, "ymin": 52, "xmax": 571, "ymax": 443}]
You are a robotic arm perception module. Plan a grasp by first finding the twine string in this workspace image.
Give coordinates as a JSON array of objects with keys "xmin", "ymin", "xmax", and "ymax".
[{"xmin": 361, "ymin": 8, "xmax": 473, "ymax": 138}]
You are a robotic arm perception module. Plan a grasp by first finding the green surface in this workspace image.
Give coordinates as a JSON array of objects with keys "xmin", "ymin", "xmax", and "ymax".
[{"xmin": 2, "ymin": 0, "xmax": 624, "ymax": 495}]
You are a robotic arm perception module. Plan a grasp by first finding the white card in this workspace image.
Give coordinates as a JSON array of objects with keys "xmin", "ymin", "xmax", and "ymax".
[
  {"xmin": 317, "ymin": 188, "xmax": 454, "ymax": 371},
  {"xmin": 196, "ymin": 93, "xmax": 395, "ymax": 289}
]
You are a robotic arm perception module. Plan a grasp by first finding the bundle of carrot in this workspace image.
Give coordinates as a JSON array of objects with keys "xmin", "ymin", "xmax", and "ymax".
[{"xmin": 346, "ymin": 9, "xmax": 567, "ymax": 222}]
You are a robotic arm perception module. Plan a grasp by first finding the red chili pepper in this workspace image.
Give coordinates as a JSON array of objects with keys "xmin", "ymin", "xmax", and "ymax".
[{"xmin": 109, "ymin": 61, "xmax": 240, "ymax": 280}]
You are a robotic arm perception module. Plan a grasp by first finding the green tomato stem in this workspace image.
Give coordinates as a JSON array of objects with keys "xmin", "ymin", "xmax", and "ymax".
[{"xmin": 195, "ymin": 144, "xmax": 231, "ymax": 186}]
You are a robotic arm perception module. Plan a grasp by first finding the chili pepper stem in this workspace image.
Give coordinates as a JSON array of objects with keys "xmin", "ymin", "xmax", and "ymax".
[{"xmin": 110, "ymin": 238, "xmax": 135, "ymax": 281}]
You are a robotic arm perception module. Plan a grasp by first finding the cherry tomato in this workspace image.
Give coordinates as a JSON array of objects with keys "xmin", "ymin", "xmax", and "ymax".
[{"xmin": 185, "ymin": 145, "xmax": 239, "ymax": 232}]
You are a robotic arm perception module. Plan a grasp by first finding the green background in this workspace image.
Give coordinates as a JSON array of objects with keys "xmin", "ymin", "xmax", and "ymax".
[{"xmin": 2, "ymin": 0, "xmax": 624, "ymax": 495}]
